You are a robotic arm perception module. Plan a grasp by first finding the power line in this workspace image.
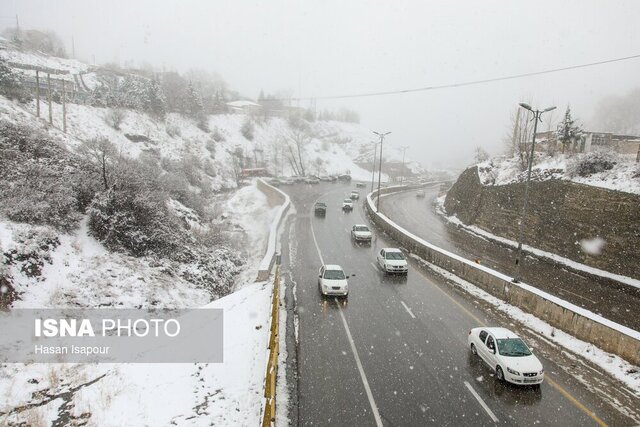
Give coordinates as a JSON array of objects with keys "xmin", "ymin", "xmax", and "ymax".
[{"xmin": 289, "ymin": 53, "xmax": 640, "ymax": 101}]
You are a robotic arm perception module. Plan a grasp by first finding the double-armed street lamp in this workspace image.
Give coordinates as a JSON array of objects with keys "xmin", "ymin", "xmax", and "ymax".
[
  {"xmin": 373, "ymin": 131, "xmax": 391, "ymax": 212},
  {"xmin": 512, "ymin": 103, "xmax": 556, "ymax": 283},
  {"xmin": 370, "ymin": 141, "xmax": 379, "ymax": 193}
]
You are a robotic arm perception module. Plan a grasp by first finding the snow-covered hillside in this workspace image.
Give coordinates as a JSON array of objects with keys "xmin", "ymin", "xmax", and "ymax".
[
  {"xmin": 477, "ymin": 153, "xmax": 639, "ymax": 195},
  {"xmin": 0, "ymin": 41, "xmax": 424, "ymax": 185}
]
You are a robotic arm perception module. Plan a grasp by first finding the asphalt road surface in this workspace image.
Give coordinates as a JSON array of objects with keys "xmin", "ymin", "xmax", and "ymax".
[
  {"xmin": 277, "ymin": 181, "xmax": 637, "ymax": 426},
  {"xmin": 378, "ymin": 186, "xmax": 640, "ymax": 331}
]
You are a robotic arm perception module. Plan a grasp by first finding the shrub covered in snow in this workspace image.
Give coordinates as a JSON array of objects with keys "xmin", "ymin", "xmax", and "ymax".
[
  {"xmin": 88, "ymin": 187, "xmax": 183, "ymax": 258},
  {"xmin": 0, "ymin": 121, "xmax": 95, "ymax": 230},
  {"xmin": 3, "ymin": 225, "xmax": 60, "ymax": 278},
  {"xmin": 0, "ymin": 58, "xmax": 33, "ymax": 103},
  {"xmin": 567, "ymin": 152, "xmax": 617, "ymax": 177},
  {"xmin": 176, "ymin": 247, "xmax": 244, "ymax": 298}
]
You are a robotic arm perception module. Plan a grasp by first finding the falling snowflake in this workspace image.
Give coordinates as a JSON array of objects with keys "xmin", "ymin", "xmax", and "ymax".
[{"xmin": 580, "ymin": 237, "xmax": 606, "ymax": 255}]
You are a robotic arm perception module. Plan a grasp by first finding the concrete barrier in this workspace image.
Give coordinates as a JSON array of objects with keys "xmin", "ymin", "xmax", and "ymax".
[
  {"xmin": 365, "ymin": 186, "xmax": 640, "ymax": 366},
  {"xmin": 255, "ymin": 179, "xmax": 291, "ymax": 282}
]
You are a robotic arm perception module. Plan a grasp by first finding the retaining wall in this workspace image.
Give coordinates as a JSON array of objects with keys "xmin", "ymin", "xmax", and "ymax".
[
  {"xmin": 255, "ymin": 179, "xmax": 291, "ymax": 282},
  {"xmin": 366, "ymin": 186, "xmax": 640, "ymax": 366},
  {"xmin": 444, "ymin": 167, "xmax": 640, "ymax": 279}
]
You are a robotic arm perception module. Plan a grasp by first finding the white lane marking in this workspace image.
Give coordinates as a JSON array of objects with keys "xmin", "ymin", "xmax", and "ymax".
[
  {"xmin": 309, "ymin": 190, "xmax": 382, "ymax": 427},
  {"xmin": 400, "ymin": 300, "xmax": 416, "ymax": 319},
  {"xmin": 309, "ymin": 201, "xmax": 325, "ymax": 266},
  {"xmin": 370, "ymin": 262, "xmax": 378, "ymax": 271},
  {"xmin": 464, "ymin": 381, "xmax": 498, "ymax": 423},
  {"xmin": 335, "ymin": 297, "xmax": 384, "ymax": 427}
]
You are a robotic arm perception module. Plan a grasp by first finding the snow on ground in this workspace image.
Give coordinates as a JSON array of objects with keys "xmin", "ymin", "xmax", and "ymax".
[
  {"xmin": 0, "ymin": 281, "xmax": 273, "ymax": 426},
  {"xmin": 476, "ymin": 154, "xmax": 640, "ymax": 195},
  {"xmin": 224, "ymin": 181, "xmax": 281, "ymax": 288},
  {"xmin": 434, "ymin": 195, "xmax": 640, "ymax": 289},
  {"xmin": 0, "ymin": 47, "xmax": 90, "ymax": 75},
  {"xmin": 412, "ymin": 255, "xmax": 640, "ymax": 395},
  {"xmin": 2, "ymin": 217, "xmax": 212, "ymax": 309}
]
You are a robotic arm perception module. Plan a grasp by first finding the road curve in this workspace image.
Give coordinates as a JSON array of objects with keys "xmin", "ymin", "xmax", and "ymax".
[
  {"xmin": 277, "ymin": 181, "xmax": 634, "ymax": 426},
  {"xmin": 378, "ymin": 186, "xmax": 640, "ymax": 331}
]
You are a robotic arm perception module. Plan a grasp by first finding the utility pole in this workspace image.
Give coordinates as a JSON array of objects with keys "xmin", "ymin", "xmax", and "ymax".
[
  {"xmin": 15, "ymin": 15, "xmax": 20, "ymax": 43},
  {"xmin": 513, "ymin": 103, "xmax": 555, "ymax": 283},
  {"xmin": 47, "ymin": 73, "xmax": 52, "ymax": 125},
  {"xmin": 62, "ymin": 79, "xmax": 67, "ymax": 132},
  {"xmin": 400, "ymin": 145, "xmax": 409, "ymax": 183},
  {"xmin": 370, "ymin": 141, "xmax": 378, "ymax": 193},
  {"xmin": 35, "ymin": 70, "xmax": 40, "ymax": 117},
  {"xmin": 374, "ymin": 131, "xmax": 391, "ymax": 212}
]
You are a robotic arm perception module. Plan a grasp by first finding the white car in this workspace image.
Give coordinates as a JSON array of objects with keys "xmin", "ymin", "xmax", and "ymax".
[
  {"xmin": 342, "ymin": 198, "xmax": 354, "ymax": 211},
  {"xmin": 351, "ymin": 224, "xmax": 372, "ymax": 243},
  {"xmin": 350, "ymin": 190, "xmax": 360, "ymax": 200},
  {"xmin": 468, "ymin": 327, "xmax": 544, "ymax": 386},
  {"xmin": 376, "ymin": 248, "xmax": 408, "ymax": 274},
  {"xmin": 318, "ymin": 265, "xmax": 349, "ymax": 297}
]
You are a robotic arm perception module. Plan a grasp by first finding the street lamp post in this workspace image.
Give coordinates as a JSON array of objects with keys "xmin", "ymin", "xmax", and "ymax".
[
  {"xmin": 400, "ymin": 145, "xmax": 409, "ymax": 184},
  {"xmin": 513, "ymin": 102, "xmax": 556, "ymax": 283},
  {"xmin": 370, "ymin": 141, "xmax": 378, "ymax": 194},
  {"xmin": 373, "ymin": 131, "xmax": 391, "ymax": 212}
]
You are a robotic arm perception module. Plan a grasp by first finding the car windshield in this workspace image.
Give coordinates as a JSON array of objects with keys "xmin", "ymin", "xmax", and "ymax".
[
  {"xmin": 355, "ymin": 226, "xmax": 369, "ymax": 232},
  {"xmin": 344, "ymin": 199, "xmax": 352, "ymax": 203},
  {"xmin": 385, "ymin": 252, "xmax": 405, "ymax": 260},
  {"xmin": 496, "ymin": 338, "xmax": 532, "ymax": 357},
  {"xmin": 324, "ymin": 270, "xmax": 345, "ymax": 280}
]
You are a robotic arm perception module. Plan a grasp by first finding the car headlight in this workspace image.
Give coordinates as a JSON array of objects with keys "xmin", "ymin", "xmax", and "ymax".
[
  {"xmin": 539, "ymin": 369, "xmax": 544, "ymax": 375},
  {"xmin": 507, "ymin": 367, "xmax": 520, "ymax": 376}
]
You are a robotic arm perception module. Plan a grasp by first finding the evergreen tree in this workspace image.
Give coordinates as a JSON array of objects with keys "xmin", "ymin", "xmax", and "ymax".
[
  {"xmin": 144, "ymin": 79, "xmax": 167, "ymax": 119},
  {"xmin": 183, "ymin": 82, "xmax": 204, "ymax": 118},
  {"xmin": 556, "ymin": 106, "xmax": 582, "ymax": 153}
]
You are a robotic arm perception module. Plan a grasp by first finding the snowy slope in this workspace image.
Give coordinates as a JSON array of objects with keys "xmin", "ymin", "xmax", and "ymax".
[
  {"xmin": 477, "ymin": 154, "xmax": 640, "ymax": 195},
  {"xmin": 1, "ymin": 41, "xmax": 426, "ymax": 185},
  {"xmin": 0, "ymin": 281, "xmax": 273, "ymax": 426}
]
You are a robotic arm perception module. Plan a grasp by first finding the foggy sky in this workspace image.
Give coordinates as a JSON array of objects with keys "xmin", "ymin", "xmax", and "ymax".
[{"xmin": 2, "ymin": 0, "xmax": 640, "ymax": 170}]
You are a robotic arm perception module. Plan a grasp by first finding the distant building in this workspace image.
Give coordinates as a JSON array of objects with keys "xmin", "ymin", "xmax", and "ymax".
[
  {"xmin": 226, "ymin": 100, "xmax": 262, "ymax": 115},
  {"xmin": 535, "ymin": 130, "xmax": 640, "ymax": 155}
]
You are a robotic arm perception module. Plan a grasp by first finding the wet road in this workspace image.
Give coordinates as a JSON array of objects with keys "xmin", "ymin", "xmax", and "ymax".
[
  {"xmin": 378, "ymin": 186, "xmax": 640, "ymax": 331},
  {"xmin": 278, "ymin": 182, "xmax": 635, "ymax": 426}
]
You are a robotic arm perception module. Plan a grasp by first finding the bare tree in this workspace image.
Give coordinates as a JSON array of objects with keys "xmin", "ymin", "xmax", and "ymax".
[
  {"xmin": 105, "ymin": 108, "xmax": 126, "ymax": 130},
  {"xmin": 285, "ymin": 128, "xmax": 310, "ymax": 176},
  {"xmin": 78, "ymin": 137, "xmax": 118, "ymax": 190},
  {"xmin": 227, "ymin": 147, "xmax": 244, "ymax": 186},
  {"xmin": 473, "ymin": 146, "xmax": 490, "ymax": 163},
  {"xmin": 504, "ymin": 104, "xmax": 534, "ymax": 170}
]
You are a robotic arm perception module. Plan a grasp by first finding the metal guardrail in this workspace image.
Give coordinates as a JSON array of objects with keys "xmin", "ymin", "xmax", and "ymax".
[{"xmin": 261, "ymin": 264, "xmax": 281, "ymax": 427}]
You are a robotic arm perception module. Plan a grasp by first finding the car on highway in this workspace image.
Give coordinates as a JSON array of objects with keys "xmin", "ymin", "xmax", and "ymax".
[
  {"xmin": 314, "ymin": 202, "xmax": 327, "ymax": 217},
  {"xmin": 350, "ymin": 190, "xmax": 359, "ymax": 200},
  {"xmin": 468, "ymin": 327, "xmax": 544, "ymax": 386},
  {"xmin": 356, "ymin": 182, "xmax": 366, "ymax": 188},
  {"xmin": 318, "ymin": 264, "xmax": 349, "ymax": 297},
  {"xmin": 268, "ymin": 178, "xmax": 281, "ymax": 186},
  {"xmin": 304, "ymin": 176, "xmax": 320, "ymax": 184},
  {"xmin": 377, "ymin": 248, "xmax": 408, "ymax": 274},
  {"xmin": 337, "ymin": 174, "xmax": 352, "ymax": 182},
  {"xmin": 416, "ymin": 190, "xmax": 426, "ymax": 198},
  {"xmin": 350, "ymin": 224, "xmax": 372, "ymax": 243},
  {"xmin": 342, "ymin": 198, "xmax": 354, "ymax": 211}
]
